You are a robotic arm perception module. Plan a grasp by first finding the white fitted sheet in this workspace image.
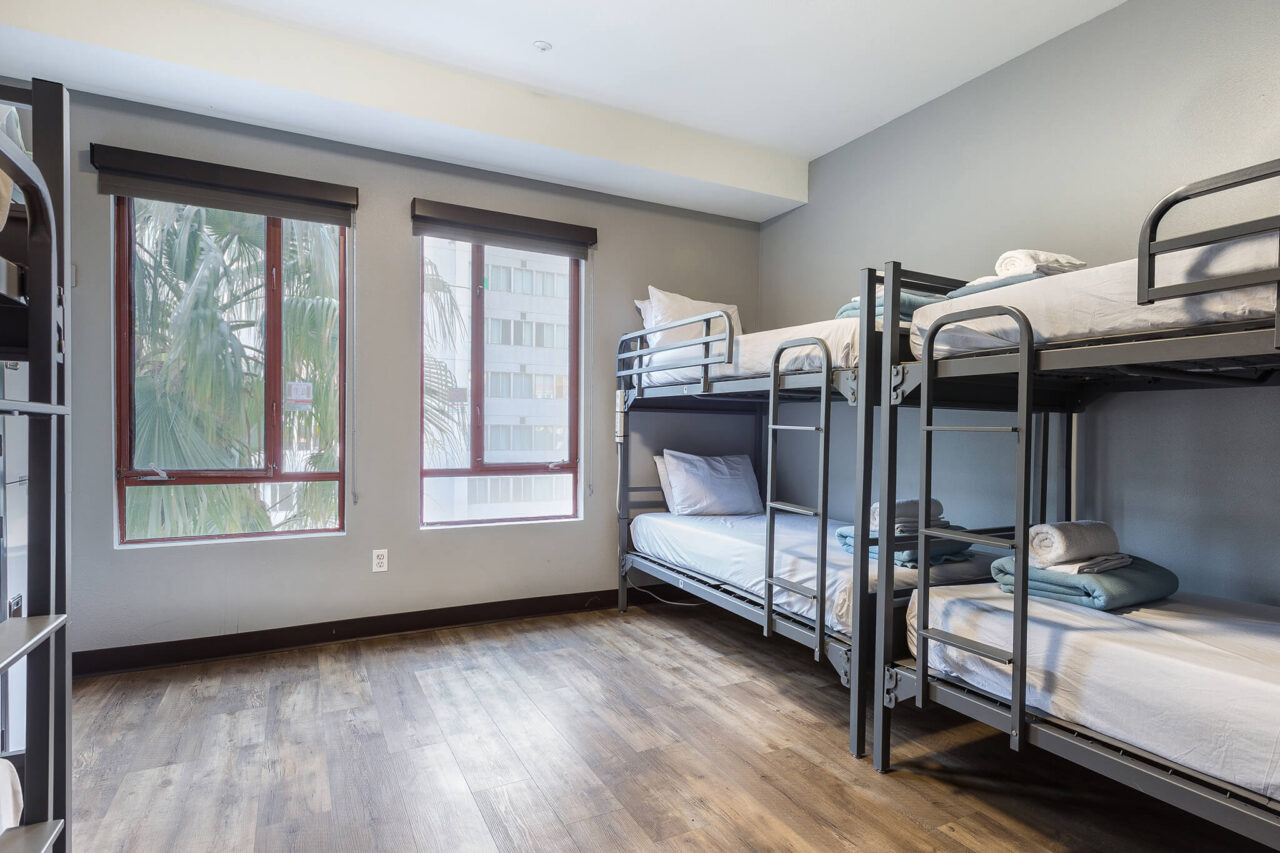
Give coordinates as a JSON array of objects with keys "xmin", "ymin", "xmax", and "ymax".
[
  {"xmin": 910, "ymin": 231, "xmax": 1280, "ymax": 358},
  {"xmin": 908, "ymin": 584, "xmax": 1280, "ymax": 799},
  {"xmin": 642, "ymin": 317, "xmax": 884, "ymax": 387},
  {"xmin": 630, "ymin": 512, "xmax": 994, "ymax": 635}
]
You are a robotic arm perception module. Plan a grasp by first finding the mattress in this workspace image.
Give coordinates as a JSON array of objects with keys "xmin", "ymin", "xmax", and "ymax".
[
  {"xmin": 629, "ymin": 512, "xmax": 994, "ymax": 636},
  {"xmin": 910, "ymin": 231, "xmax": 1280, "ymax": 358},
  {"xmin": 642, "ymin": 316, "xmax": 887, "ymax": 387},
  {"xmin": 908, "ymin": 584, "xmax": 1280, "ymax": 800}
]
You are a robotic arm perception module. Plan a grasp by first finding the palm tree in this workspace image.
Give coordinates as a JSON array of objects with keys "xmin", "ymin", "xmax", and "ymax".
[
  {"xmin": 125, "ymin": 202, "xmax": 339, "ymax": 538},
  {"xmin": 124, "ymin": 202, "xmax": 468, "ymax": 539}
]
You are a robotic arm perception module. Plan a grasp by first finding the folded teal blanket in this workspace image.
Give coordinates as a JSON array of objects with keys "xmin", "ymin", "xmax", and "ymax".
[
  {"xmin": 945, "ymin": 272, "xmax": 1044, "ymax": 300},
  {"xmin": 835, "ymin": 289, "xmax": 944, "ymax": 321},
  {"xmin": 990, "ymin": 555, "xmax": 1179, "ymax": 611},
  {"xmin": 836, "ymin": 525, "xmax": 973, "ymax": 568}
]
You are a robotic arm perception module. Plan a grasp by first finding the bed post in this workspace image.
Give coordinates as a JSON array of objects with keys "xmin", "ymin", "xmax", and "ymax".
[
  {"xmin": 849, "ymin": 267, "xmax": 878, "ymax": 758},
  {"xmin": 31, "ymin": 78, "xmax": 71, "ymax": 853},
  {"xmin": 872, "ymin": 262, "xmax": 904, "ymax": 772},
  {"xmin": 616, "ymin": 388, "xmax": 630, "ymax": 611}
]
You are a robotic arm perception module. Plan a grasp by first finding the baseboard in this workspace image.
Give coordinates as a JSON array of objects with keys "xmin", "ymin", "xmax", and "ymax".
[{"xmin": 73, "ymin": 584, "xmax": 682, "ymax": 678}]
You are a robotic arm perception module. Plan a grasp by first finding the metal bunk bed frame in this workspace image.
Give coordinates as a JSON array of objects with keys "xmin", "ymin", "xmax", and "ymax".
[
  {"xmin": 870, "ymin": 157, "xmax": 1280, "ymax": 848},
  {"xmin": 0, "ymin": 77, "xmax": 71, "ymax": 853},
  {"xmin": 615, "ymin": 267, "xmax": 963, "ymax": 757}
]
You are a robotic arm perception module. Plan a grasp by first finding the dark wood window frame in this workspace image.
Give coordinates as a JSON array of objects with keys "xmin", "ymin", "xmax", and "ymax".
[
  {"xmin": 420, "ymin": 243, "xmax": 581, "ymax": 526},
  {"xmin": 113, "ymin": 195, "xmax": 348, "ymax": 544}
]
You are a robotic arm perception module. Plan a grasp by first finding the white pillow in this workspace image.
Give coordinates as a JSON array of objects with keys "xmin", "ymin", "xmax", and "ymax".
[
  {"xmin": 662, "ymin": 450, "xmax": 763, "ymax": 516},
  {"xmin": 653, "ymin": 456, "xmax": 675, "ymax": 507},
  {"xmin": 644, "ymin": 286, "xmax": 743, "ymax": 349},
  {"xmin": 635, "ymin": 298, "xmax": 653, "ymax": 327}
]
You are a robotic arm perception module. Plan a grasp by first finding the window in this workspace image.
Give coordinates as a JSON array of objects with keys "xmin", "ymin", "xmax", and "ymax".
[
  {"xmin": 114, "ymin": 197, "xmax": 346, "ymax": 542},
  {"xmin": 513, "ymin": 267, "xmax": 534, "ymax": 295},
  {"xmin": 421, "ymin": 239, "xmax": 580, "ymax": 525}
]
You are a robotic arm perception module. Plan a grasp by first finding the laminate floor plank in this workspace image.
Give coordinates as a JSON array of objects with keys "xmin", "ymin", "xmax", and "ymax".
[{"xmin": 73, "ymin": 604, "xmax": 1268, "ymax": 852}]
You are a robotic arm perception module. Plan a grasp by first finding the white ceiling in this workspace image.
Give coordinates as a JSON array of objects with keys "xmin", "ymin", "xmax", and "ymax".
[
  {"xmin": 3, "ymin": 0, "xmax": 1124, "ymax": 220},
  {"xmin": 203, "ymin": 0, "xmax": 1125, "ymax": 159}
]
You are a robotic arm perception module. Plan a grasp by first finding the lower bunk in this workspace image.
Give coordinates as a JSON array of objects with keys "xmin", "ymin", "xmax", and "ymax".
[
  {"xmin": 882, "ymin": 583, "xmax": 1280, "ymax": 847},
  {"xmin": 619, "ymin": 510, "xmax": 996, "ymax": 750}
]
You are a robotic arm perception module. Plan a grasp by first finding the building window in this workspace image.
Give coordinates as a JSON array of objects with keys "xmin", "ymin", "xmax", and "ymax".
[
  {"xmin": 421, "ymin": 238, "xmax": 580, "ymax": 525},
  {"xmin": 114, "ymin": 197, "xmax": 346, "ymax": 543}
]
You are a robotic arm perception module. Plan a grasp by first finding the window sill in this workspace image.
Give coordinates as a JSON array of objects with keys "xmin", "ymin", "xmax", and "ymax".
[
  {"xmin": 116, "ymin": 529, "xmax": 346, "ymax": 551},
  {"xmin": 420, "ymin": 515, "xmax": 582, "ymax": 532}
]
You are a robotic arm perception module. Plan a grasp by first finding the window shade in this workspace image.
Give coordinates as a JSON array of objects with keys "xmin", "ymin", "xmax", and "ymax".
[
  {"xmin": 91, "ymin": 144, "xmax": 359, "ymax": 227},
  {"xmin": 411, "ymin": 198, "xmax": 597, "ymax": 260}
]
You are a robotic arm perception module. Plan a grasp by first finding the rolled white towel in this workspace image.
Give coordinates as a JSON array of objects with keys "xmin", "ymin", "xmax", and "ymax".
[
  {"xmin": 1029, "ymin": 521, "xmax": 1119, "ymax": 569},
  {"xmin": 994, "ymin": 249, "xmax": 1086, "ymax": 278},
  {"xmin": 870, "ymin": 499, "xmax": 944, "ymax": 533},
  {"xmin": 1040, "ymin": 553, "xmax": 1132, "ymax": 575}
]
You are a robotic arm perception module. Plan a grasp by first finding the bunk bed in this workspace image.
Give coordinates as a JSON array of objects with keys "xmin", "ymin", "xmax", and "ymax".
[
  {"xmin": 869, "ymin": 157, "xmax": 1280, "ymax": 848},
  {"xmin": 615, "ymin": 269, "xmax": 996, "ymax": 756},
  {"xmin": 0, "ymin": 78, "xmax": 72, "ymax": 853}
]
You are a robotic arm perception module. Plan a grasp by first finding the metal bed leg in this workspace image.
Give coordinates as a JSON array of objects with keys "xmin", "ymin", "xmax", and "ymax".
[
  {"xmin": 616, "ymin": 391, "xmax": 629, "ymax": 612},
  {"xmin": 872, "ymin": 263, "xmax": 904, "ymax": 772},
  {"xmin": 849, "ymin": 267, "xmax": 878, "ymax": 758}
]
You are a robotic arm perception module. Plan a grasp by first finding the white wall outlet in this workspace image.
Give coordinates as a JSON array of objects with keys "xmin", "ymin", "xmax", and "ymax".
[{"xmin": 371, "ymin": 548, "xmax": 388, "ymax": 573}]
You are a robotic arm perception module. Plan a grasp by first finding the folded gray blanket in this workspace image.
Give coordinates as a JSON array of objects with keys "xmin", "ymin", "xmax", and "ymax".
[{"xmin": 991, "ymin": 555, "xmax": 1179, "ymax": 611}]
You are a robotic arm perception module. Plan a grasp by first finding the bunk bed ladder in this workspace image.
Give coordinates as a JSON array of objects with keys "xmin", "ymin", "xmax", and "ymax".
[
  {"xmin": 917, "ymin": 305, "xmax": 1034, "ymax": 751},
  {"xmin": 763, "ymin": 338, "xmax": 832, "ymax": 661}
]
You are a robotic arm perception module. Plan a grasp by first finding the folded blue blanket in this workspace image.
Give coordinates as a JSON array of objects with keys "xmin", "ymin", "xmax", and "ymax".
[
  {"xmin": 835, "ymin": 289, "xmax": 945, "ymax": 321},
  {"xmin": 945, "ymin": 272, "xmax": 1044, "ymax": 300},
  {"xmin": 836, "ymin": 525, "xmax": 974, "ymax": 568},
  {"xmin": 990, "ymin": 555, "xmax": 1179, "ymax": 611}
]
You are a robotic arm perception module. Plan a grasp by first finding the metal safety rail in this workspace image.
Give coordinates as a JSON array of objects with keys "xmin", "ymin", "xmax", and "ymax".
[
  {"xmin": 616, "ymin": 310, "xmax": 735, "ymax": 397},
  {"xmin": 1140, "ymin": 156, "xmax": 1280, "ymax": 345},
  {"xmin": 762, "ymin": 338, "xmax": 832, "ymax": 662}
]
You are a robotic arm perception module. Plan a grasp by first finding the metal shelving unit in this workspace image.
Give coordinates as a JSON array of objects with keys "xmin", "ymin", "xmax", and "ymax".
[{"xmin": 0, "ymin": 78, "xmax": 71, "ymax": 853}]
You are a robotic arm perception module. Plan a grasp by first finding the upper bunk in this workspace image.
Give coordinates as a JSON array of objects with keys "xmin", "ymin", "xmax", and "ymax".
[
  {"xmin": 616, "ymin": 268, "xmax": 960, "ymax": 413},
  {"xmin": 886, "ymin": 157, "xmax": 1280, "ymax": 409},
  {"xmin": 0, "ymin": 79, "xmax": 67, "ymax": 388}
]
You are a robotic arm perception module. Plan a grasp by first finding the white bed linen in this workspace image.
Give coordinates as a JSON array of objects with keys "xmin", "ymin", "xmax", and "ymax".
[
  {"xmin": 908, "ymin": 584, "xmax": 1280, "ymax": 800},
  {"xmin": 642, "ymin": 317, "xmax": 884, "ymax": 387},
  {"xmin": 910, "ymin": 231, "xmax": 1280, "ymax": 358},
  {"xmin": 630, "ymin": 512, "xmax": 994, "ymax": 635}
]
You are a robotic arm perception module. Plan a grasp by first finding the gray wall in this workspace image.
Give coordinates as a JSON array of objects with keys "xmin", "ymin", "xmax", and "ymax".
[
  {"xmin": 761, "ymin": 0, "xmax": 1280, "ymax": 604},
  {"xmin": 67, "ymin": 94, "xmax": 761, "ymax": 652}
]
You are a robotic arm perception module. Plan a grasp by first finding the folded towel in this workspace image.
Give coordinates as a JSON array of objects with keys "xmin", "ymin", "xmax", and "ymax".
[
  {"xmin": 991, "ymin": 555, "xmax": 1178, "ymax": 610},
  {"xmin": 870, "ymin": 499, "xmax": 943, "ymax": 534},
  {"xmin": 1028, "ymin": 521, "xmax": 1119, "ymax": 569},
  {"xmin": 946, "ymin": 272, "xmax": 1044, "ymax": 300},
  {"xmin": 835, "ymin": 289, "xmax": 944, "ymax": 321},
  {"xmin": 891, "ymin": 551, "xmax": 975, "ymax": 570},
  {"xmin": 1041, "ymin": 553, "xmax": 1132, "ymax": 575},
  {"xmin": 994, "ymin": 249, "xmax": 1086, "ymax": 278},
  {"xmin": 837, "ymin": 523, "xmax": 972, "ymax": 567},
  {"xmin": 869, "ymin": 524, "xmax": 972, "ymax": 562}
]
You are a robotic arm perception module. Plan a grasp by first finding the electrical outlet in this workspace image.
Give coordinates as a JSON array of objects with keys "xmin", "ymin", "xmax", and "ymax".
[{"xmin": 372, "ymin": 548, "xmax": 388, "ymax": 573}]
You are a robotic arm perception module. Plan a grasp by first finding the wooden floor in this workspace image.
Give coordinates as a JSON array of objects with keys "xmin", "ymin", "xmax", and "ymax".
[{"xmin": 71, "ymin": 603, "xmax": 1265, "ymax": 852}]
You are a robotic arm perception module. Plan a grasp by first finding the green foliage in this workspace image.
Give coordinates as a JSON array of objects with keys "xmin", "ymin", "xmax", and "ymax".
[{"xmin": 124, "ymin": 201, "xmax": 338, "ymax": 539}]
